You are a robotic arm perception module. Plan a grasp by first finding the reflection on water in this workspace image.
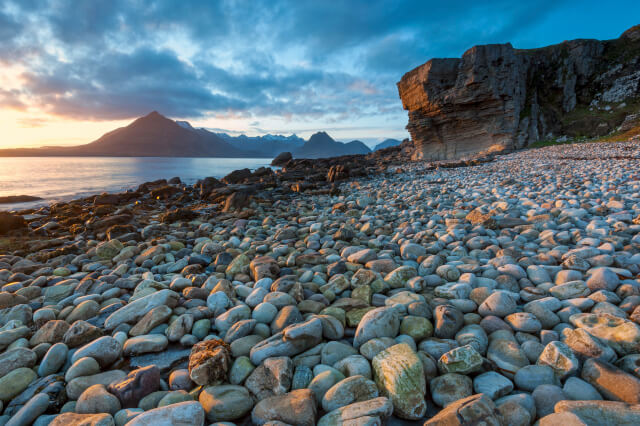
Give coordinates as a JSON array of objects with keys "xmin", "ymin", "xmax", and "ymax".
[{"xmin": 0, "ymin": 157, "xmax": 272, "ymax": 210}]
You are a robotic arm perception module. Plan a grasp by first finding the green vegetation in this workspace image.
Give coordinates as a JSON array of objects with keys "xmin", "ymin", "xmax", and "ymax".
[{"xmin": 529, "ymin": 138, "xmax": 578, "ymax": 148}]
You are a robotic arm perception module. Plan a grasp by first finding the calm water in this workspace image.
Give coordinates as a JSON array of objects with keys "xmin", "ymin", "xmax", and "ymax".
[{"xmin": 0, "ymin": 157, "xmax": 272, "ymax": 211}]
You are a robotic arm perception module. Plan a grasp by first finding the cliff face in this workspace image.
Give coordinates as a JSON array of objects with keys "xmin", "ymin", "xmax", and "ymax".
[{"xmin": 398, "ymin": 25, "xmax": 640, "ymax": 160}]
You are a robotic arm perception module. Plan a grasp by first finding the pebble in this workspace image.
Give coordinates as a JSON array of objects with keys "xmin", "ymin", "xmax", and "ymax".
[{"xmin": 1, "ymin": 141, "xmax": 640, "ymax": 424}]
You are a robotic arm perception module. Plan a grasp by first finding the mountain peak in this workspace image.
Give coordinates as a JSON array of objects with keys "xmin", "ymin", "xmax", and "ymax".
[{"xmin": 307, "ymin": 131, "xmax": 335, "ymax": 145}]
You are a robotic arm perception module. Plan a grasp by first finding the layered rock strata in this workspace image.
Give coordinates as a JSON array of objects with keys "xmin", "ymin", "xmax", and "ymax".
[{"xmin": 398, "ymin": 25, "xmax": 640, "ymax": 160}]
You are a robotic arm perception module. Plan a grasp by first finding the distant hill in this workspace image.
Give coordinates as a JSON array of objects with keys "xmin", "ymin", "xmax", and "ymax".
[
  {"xmin": 373, "ymin": 138, "xmax": 402, "ymax": 151},
  {"xmin": 0, "ymin": 112, "xmax": 376, "ymax": 159},
  {"xmin": 216, "ymin": 133, "xmax": 305, "ymax": 157},
  {"xmin": 0, "ymin": 112, "xmax": 253, "ymax": 157},
  {"xmin": 293, "ymin": 132, "xmax": 372, "ymax": 159}
]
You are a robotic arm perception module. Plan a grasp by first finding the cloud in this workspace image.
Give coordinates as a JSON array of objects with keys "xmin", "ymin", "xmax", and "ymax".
[{"xmin": 1, "ymin": 0, "xmax": 620, "ymax": 131}]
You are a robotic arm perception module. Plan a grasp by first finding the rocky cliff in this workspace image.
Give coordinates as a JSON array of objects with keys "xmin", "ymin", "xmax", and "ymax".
[{"xmin": 398, "ymin": 25, "xmax": 640, "ymax": 160}]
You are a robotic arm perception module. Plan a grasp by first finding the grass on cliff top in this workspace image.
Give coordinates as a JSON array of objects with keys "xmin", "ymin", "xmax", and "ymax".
[{"xmin": 529, "ymin": 124, "xmax": 640, "ymax": 149}]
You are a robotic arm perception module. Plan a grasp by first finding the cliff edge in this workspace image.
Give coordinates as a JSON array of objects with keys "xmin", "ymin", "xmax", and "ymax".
[{"xmin": 398, "ymin": 25, "xmax": 640, "ymax": 160}]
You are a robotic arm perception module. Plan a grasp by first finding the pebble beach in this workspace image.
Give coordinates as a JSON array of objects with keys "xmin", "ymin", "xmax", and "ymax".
[{"xmin": 1, "ymin": 140, "xmax": 640, "ymax": 425}]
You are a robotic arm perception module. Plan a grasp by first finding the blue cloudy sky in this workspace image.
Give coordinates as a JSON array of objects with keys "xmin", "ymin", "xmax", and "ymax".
[{"xmin": 0, "ymin": 0, "xmax": 638, "ymax": 147}]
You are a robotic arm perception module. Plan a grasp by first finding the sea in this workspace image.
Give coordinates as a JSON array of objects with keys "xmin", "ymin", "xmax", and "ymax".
[{"xmin": 0, "ymin": 157, "xmax": 273, "ymax": 211}]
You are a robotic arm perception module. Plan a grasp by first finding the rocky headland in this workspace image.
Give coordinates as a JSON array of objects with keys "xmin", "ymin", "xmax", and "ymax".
[
  {"xmin": 398, "ymin": 25, "xmax": 640, "ymax": 160},
  {"xmin": 0, "ymin": 138, "xmax": 640, "ymax": 425}
]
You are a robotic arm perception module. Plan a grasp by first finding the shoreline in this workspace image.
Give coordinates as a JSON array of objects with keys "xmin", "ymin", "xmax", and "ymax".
[{"xmin": 1, "ymin": 140, "xmax": 640, "ymax": 424}]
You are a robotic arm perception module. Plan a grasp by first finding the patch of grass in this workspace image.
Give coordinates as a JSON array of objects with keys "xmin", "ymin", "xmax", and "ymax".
[
  {"xmin": 529, "ymin": 138, "xmax": 576, "ymax": 148},
  {"xmin": 596, "ymin": 124, "xmax": 640, "ymax": 142}
]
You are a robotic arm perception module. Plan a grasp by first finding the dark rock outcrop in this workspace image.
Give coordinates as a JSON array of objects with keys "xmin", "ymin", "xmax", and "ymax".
[
  {"xmin": 0, "ymin": 213, "xmax": 27, "ymax": 235},
  {"xmin": 398, "ymin": 25, "xmax": 640, "ymax": 160},
  {"xmin": 271, "ymin": 151, "xmax": 292, "ymax": 166},
  {"xmin": 0, "ymin": 195, "xmax": 43, "ymax": 204}
]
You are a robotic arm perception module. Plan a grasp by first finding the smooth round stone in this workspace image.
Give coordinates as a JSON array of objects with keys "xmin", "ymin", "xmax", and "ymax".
[
  {"xmin": 562, "ymin": 376, "xmax": 602, "ymax": 400},
  {"xmin": 114, "ymin": 408, "xmax": 143, "ymax": 426},
  {"xmin": 521, "ymin": 340, "xmax": 545, "ymax": 363},
  {"xmin": 192, "ymin": 319, "xmax": 211, "ymax": 340},
  {"xmin": 252, "ymin": 303, "xmax": 278, "ymax": 324},
  {"xmin": 138, "ymin": 391, "xmax": 169, "ymax": 411},
  {"xmin": 5, "ymin": 392, "xmax": 49, "ymax": 426},
  {"xmin": 76, "ymin": 384, "xmax": 121, "ymax": 415},
  {"xmin": 527, "ymin": 265, "xmax": 551, "ymax": 284},
  {"xmin": 586, "ymin": 268, "xmax": 620, "ymax": 292},
  {"xmin": 334, "ymin": 355, "xmax": 372, "ymax": 379},
  {"xmin": 555, "ymin": 270, "xmax": 583, "ymax": 284},
  {"xmin": 72, "ymin": 336, "xmax": 122, "ymax": 368},
  {"xmin": 433, "ymin": 305, "xmax": 464, "ymax": 339},
  {"xmin": 455, "ymin": 324, "xmax": 489, "ymax": 354},
  {"xmin": 353, "ymin": 306, "xmax": 400, "ymax": 349},
  {"xmin": 359, "ymin": 337, "xmax": 397, "ymax": 360},
  {"xmin": 399, "ymin": 316, "xmax": 433, "ymax": 341},
  {"xmin": 480, "ymin": 316, "xmax": 512, "ymax": 334},
  {"xmin": 199, "ymin": 385, "xmax": 253, "ymax": 422},
  {"xmin": 532, "ymin": 384, "xmax": 565, "ymax": 418},
  {"xmin": 430, "ymin": 373, "xmax": 472, "ymax": 407},
  {"xmin": 504, "ymin": 313, "xmax": 542, "ymax": 333},
  {"xmin": 514, "ymin": 365, "xmax": 558, "ymax": 392},
  {"xmin": 321, "ymin": 341, "xmax": 358, "ymax": 366},
  {"xmin": 321, "ymin": 375, "xmax": 378, "ymax": 412},
  {"xmin": 38, "ymin": 342, "xmax": 68, "ymax": 376},
  {"xmin": 473, "ymin": 371, "xmax": 514, "ymax": 399},
  {"xmin": 157, "ymin": 390, "xmax": 192, "ymax": 407},
  {"xmin": 230, "ymin": 335, "xmax": 263, "ymax": 358},
  {"xmin": 308, "ymin": 369, "xmax": 345, "ymax": 404},
  {"xmin": 292, "ymin": 366, "xmax": 314, "ymax": 390},
  {"xmin": 0, "ymin": 368, "xmax": 37, "ymax": 401},
  {"xmin": 478, "ymin": 291, "xmax": 518, "ymax": 317},
  {"xmin": 495, "ymin": 393, "xmax": 536, "ymax": 420},
  {"xmin": 123, "ymin": 334, "xmax": 168, "ymax": 356},
  {"xmin": 65, "ymin": 357, "xmax": 101, "ymax": 383},
  {"xmin": 169, "ymin": 369, "xmax": 193, "ymax": 391},
  {"xmin": 229, "ymin": 357, "xmax": 255, "ymax": 385}
]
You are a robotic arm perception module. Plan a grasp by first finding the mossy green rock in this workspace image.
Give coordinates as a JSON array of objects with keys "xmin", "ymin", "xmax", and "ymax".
[
  {"xmin": 0, "ymin": 367, "xmax": 36, "ymax": 401},
  {"xmin": 438, "ymin": 344, "xmax": 483, "ymax": 374},
  {"xmin": 225, "ymin": 253, "xmax": 250, "ymax": 276},
  {"xmin": 352, "ymin": 285, "xmax": 373, "ymax": 304},
  {"xmin": 400, "ymin": 316, "xmax": 433, "ymax": 341},
  {"xmin": 384, "ymin": 266, "xmax": 417, "ymax": 288},
  {"xmin": 346, "ymin": 307, "xmax": 375, "ymax": 327},
  {"xmin": 53, "ymin": 267, "xmax": 71, "ymax": 277},
  {"xmin": 96, "ymin": 239, "xmax": 124, "ymax": 260},
  {"xmin": 43, "ymin": 284, "xmax": 75, "ymax": 304},
  {"xmin": 372, "ymin": 343, "xmax": 427, "ymax": 420}
]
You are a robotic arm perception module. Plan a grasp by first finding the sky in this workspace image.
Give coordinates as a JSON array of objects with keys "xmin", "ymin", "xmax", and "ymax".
[{"xmin": 0, "ymin": 0, "xmax": 639, "ymax": 148}]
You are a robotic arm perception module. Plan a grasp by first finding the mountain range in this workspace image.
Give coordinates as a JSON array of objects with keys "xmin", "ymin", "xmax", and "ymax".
[{"xmin": 0, "ymin": 111, "xmax": 400, "ymax": 158}]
